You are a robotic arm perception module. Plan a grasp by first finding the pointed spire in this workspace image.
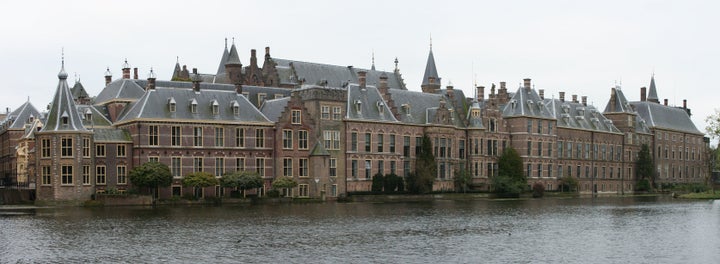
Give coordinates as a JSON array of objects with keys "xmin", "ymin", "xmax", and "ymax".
[
  {"xmin": 429, "ymin": 33, "xmax": 433, "ymax": 51},
  {"xmin": 43, "ymin": 57, "xmax": 85, "ymax": 132},
  {"xmin": 58, "ymin": 48, "xmax": 68, "ymax": 79},
  {"xmin": 647, "ymin": 74, "xmax": 659, "ymax": 103},
  {"xmin": 394, "ymin": 57, "xmax": 399, "ymax": 71},
  {"xmin": 226, "ymin": 40, "xmax": 241, "ymax": 65},
  {"xmin": 371, "ymin": 50, "xmax": 376, "ymax": 71},
  {"xmin": 421, "ymin": 45, "xmax": 440, "ymax": 86},
  {"xmin": 216, "ymin": 39, "xmax": 231, "ymax": 75}
]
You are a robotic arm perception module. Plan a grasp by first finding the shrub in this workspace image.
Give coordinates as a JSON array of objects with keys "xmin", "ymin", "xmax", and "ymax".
[
  {"xmin": 636, "ymin": 179, "xmax": 651, "ymax": 192},
  {"xmin": 532, "ymin": 182, "xmax": 545, "ymax": 198},
  {"xmin": 266, "ymin": 189, "xmax": 280, "ymax": 198}
]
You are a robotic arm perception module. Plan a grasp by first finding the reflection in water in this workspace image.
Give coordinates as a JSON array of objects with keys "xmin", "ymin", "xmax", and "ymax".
[{"xmin": 1, "ymin": 196, "xmax": 718, "ymax": 263}]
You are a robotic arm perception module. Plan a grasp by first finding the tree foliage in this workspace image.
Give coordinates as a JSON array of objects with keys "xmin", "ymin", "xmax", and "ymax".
[
  {"xmin": 371, "ymin": 172, "xmax": 385, "ymax": 192},
  {"xmin": 559, "ymin": 176, "xmax": 578, "ymax": 192},
  {"xmin": 221, "ymin": 171, "xmax": 263, "ymax": 191},
  {"xmin": 532, "ymin": 182, "xmax": 545, "ymax": 198},
  {"xmin": 129, "ymin": 161, "xmax": 172, "ymax": 189},
  {"xmin": 705, "ymin": 109, "xmax": 720, "ymax": 148},
  {"xmin": 182, "ymin": 171, "xmax": 219, "ymax": 188},
  {"xmin": 407, "ymin": 134, "xmax": 436, "ymax": 194},
  {"xmin": 636, "ymin": 144, "xmax": 655, "ymax": 187},
  {"xmin": 492, "ymin": 147, "xmax": 527, "ymax": 194},
  {"xmin": 384, "ymin": 173, "xmax": 403, "ymax": 193},
  {"xmin": 454, "ymin": 168, "xmax": 472, "ymax": 193},
  {"xmin": 271, "ymin": 177, "xmax": 298, "ymax": 189}
]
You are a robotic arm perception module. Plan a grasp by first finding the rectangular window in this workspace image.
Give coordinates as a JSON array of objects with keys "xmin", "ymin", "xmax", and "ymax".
[
  {"xmin": 378, "ymin": 160, "xmax": 384, "ymax": 174},
  {"xmin": 324, "ymin": 130, "xmax": 340, "ymax": 150},
  {"xmin": 404, "ymin": 136, "xmax": 411, "ymax": 157},
  {"xmin": 283, "ymin": 130, "xmax": 293, "ymax": 149},
  {"xmin": 148, "ymin": 125, "xmax": 159, "ymax": 146},
  {"xmin": 366, "ymin": 133, "xmax": 372, "ymax": 152},
  {"xmin": 365, "ymin": 160, "xmax": 372, "ymax": 179},
  {"xmin": 61, "ymin": 165, "xmax": 73, "ymax": 185},
  {"xmin": 193, "ymin": 157, "xmax": 204, "ymax": 172},
  {"xmin": 96, "ymin": 165, "xmax": 106, "ymax": 185},
  {"xmin": 148, "ymin": 156, "xmax": 159, "ymax": 163},
  {"xmin": 61, "ymin": 137, "xmax": 73, "ymax": 157},
  {"xmin": 333, "ymin": 106, "xmax": 342, "ymax": 120},
  {"xmin": 389, "ymin": 134, "xmax": 396, "ymax": 153},
  {"xmin": 351, "ymin": 160, "xmax": 358, "ymax": 178},
  {"xmin": 537, "ymin": 120, "xmax": 543, "ymax": 134},
  {"xmin": 283, "ymin": 158, "xmax": 293, "ymax": 177},
  {"xmin": 537, "ymin": 141, "xmax": 542, "ymax": 156},
  {"xmin": 377, "ymin": 133, "xmax": 384, "ymax": 153},
  {"xmin": 537, "ymin": 164, "xmax": 542, "ymax": 178},
  {"xmin": 256, "ymin": 158, "xmax": 265, "ymax": 176},
  {"xmin": 299, "ymin": 158, "xmax": 308, "ymax": 177},
  {"xmin": 215, "ymin": 158, "xmax": 225, "ymax": 176},
  {"xmin": 298, "ymin": 184, "xmax": 309, "ymax": 197},
  {"xmin": 527, "ymin": 119, "xmax": 533, "ymax": 133},
  {"xmin": 329, "ymin": 158, "xmax": 337, "ymax": 177},
  {"xmin": 82, "ymin": 165, "xmax": 91, "ymax": 185},
  {"xmin": 117, "ymin": 145, "xmax": 126, "ymax": 157},
  {"xmin": 298, "ymin": 130, "xmax": 308, "ymax": 150},
  {"xmin": 235, "ymin": 157, "xmax": 245, "ymax": 172},
  {"xmin": 547, "ymin": 142, "xmax": 552, "ymax": 157},
  {"xmin": 390, "ymin": 161, "xmax": 396, "ymax": 175},
  {"xmin": 41, "ymin": 166, "xmax": 51, "ymax": 185},
  {"xmin": 558, "ymin": 140, "xmax": 564, "ymax": 159},
  {"xmin": 215, "ymin": 127, "xmax": 224, "ymax": 147},
  {"xmin": 117, "ymin": 165, "xmax": 127, "ymax": 185},
  {"xmin": 403, "ymin": 161, "xmax": 410, "ymax": 177},
  {"xmin": 291, "ymin": 109, "xmax": 302, "ymax": 124},
  {"xmin": 255, "ymin": 129, "xmax": 265, "ymax": 148},
  {"xmin": 459, "ymin": 139, "xmax": 465, "ymax": 159},
  {"xmin": 95, "ymin": 144, "xmax": 105, "ymax": 157},
  {"xmin": 416, "ymin": 137, "xmax": 422, "ymax": 155},
  {"xmin": 83, "ymin": 138, "xmax": 90, "ymax": 157},
  {"xmin": 567, "ymin": 142, "xmax": 573, "ymax": 159},
  {"xmin": 193, "ymin": 127, "xmax": 203, "ymax": 147},
  {"xmin": 331, "ymin": 184, "xmax": 338, "ymax": 197},
  {"xmin": 321, "ymin": 106, "xmax": 330, "ymax": 119},
  {"xmin": 527, "ymin": 141, "xmax": 532, "ymax": 156},
  {"xmin": 171, "ymin": 157, "xmax": 182, "ymax": 177},
  {"xmin": 576, "ymin": 143, "xmax": 581, "ymax": 159},
  {"xmin": 235, "ymin": 128, "xmax": 245, "ymax": 148},
  {"xmin": 440, "ymin": 138, "xmax": 446, "ymax": 158},
  {"xmin": 41, "ymin": 139, "xmax": 51, "ymax": 158},
  {"xmin": 171, "ymin": 126, "xmax": 181, "ymax": 146},
  {"xmin": 351, "ymin": 132, "xmax": 358, "ymax": 152}
]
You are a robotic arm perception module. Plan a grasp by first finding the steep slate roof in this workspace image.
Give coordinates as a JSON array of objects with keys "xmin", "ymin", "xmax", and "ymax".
[
  {"xmin": 259, "ymin": 97, "xmax": 290, "ymax": 122},
  {"xmin": 76, "ymin": 105, "xmax": 113, "ymax": 127},
  {"xmin": 272, "ymin": 58, "xmax": 407, "ymax": 90},
  {"xmin": 117, "ymin": 86, "xmax": 271, "ymax": 124},
  {"xmin": 647, "ymin": 75, "xmax": 659, "ymax": 103},
  {"xmin": 93, "ymin": 128, "xmax": 132, "ymax": 142},
  {"xmin": 226, "ymin": 43, "xmax": 241, "ymax": 65},
  {"xmin": 42, "ymin": 64, "xmax": 87, "ymax": 132},
  {"xmin": 345, "ymin": 85, "xmax": 398, "ymax": 122},
  {"xmin": 603, "ymin": 86, "xmax": 634, "ymax": 113},
  {"xmin": 630, "ymin": 101, "xmax": 702, "ymax": 134},
  {"xmin": 95, "ymin": 79, "xmax": 146, "ymax": 104},
  {"xmin": 1, "ymin": 101, "xmax": 41, "ymax": 130},
  {"xmin": 71, "ymin": 81, "xmax": 89, "ymax": 100},
  {"xmin": 545, "ymin": 99, "xmax": 621, "ymax": 133},
  {"xmin": 386, "ymin": 89, "xmax": 462, "ymax": 126},
  {"xmin": 421, "ymin": 49, "xmax": 440, "ymax": 86},
  {"xmin": 502, "ymin": 87, "xmax": 554, "ymax": 119},
  {"xmin": 216, "ymin": 41, "xmax": 230, "ymax": 75}
]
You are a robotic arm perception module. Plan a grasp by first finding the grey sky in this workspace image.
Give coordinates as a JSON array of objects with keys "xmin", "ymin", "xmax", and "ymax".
[{"xmin": 1, "ymin": 0, "xmax": 718, "ymax": 136}]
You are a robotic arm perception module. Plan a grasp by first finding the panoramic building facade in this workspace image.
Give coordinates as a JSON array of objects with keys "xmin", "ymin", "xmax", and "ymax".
[{"xmin": 0, "ymin": 41, "xmax": 709, "ymax": 202}]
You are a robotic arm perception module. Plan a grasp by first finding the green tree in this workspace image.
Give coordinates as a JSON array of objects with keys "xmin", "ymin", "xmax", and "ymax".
[
  {"xmin": 371, "ymin": 172, "xmax": 385, "ymax": 192},
  {"xmin": 453, "ymin": 168, "xmax": 472, "ymax": 193},
  {"xmin": 559, "ymin": 176, "xmax": 578, "ymax": 192},
  {"xmin": 271, "ymin": 176, "xmax": 298, "ymax": 189},
  {"xmin": 492, "ymin": 147, "xmax": 526, "ymax": 195},
  {"xmin": 636, "ymin": 144, "xmax": 655, "ymax": 189},
  {"xmin": 532, "ymin": 182, "xmax": 545, "ymax": 198},
  {"xmin": 384, "ymin": 173, "xmax": 401, "ymax": 193},
  {"xmin": 182, "ymin": 172, "xmax": 219, "ymax": 197},
  {"xmin": 221, "ymin": 171, "xmax": 263, "ymax": 197},
  {"xmin": 128, "ymin": 161, "xmax": 172, "ymax": 198},
  {"xmin": 407, "ymin": 134, "xmax": 436, "ymax": 194}
]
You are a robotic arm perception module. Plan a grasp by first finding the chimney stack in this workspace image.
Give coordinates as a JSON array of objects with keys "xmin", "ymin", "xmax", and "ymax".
[
  {"xmin": 358, "ymin": 70, "xmax": 367, "ymax": 88},
  {"xmin": 559, "ymin": 92, "xmax": 565, "ymax": 102},
  {"xmin": 581, "ymin": 96, "xmax": 587, "ymax": 106},
  {"xmin": 572, "ymin": 94, "xmax": 578, "ymax": 103},
  {"xmin": 265, "ymin": 47, "xmax": 271, "ymax": 59},
  {"xmin": 539, "ymin": 89, "xmax": 545, "ymax": 100},
  {"xmin": 122, "ymin": 60, "xmax": 131, "ymax": 79},
  {"xmin": 192, "ymin": 68, "xmax": 201, "ymax": 92},
  {"xmin": 250, "ymin": 49, "xmax": 258, "ymax": 67},
  {"xmin": 133, "ymin": 68, "xmax": 139, "ymax": 79},
  {"xmin": 378, "ymin": 73, "xmax": 388, "ymax": 95},
  {"xmin": 446, "ymin": 85, "xmax": 454, "ymax": 99},
  {"xmin": 664, "ymin": 99, "xmax": 668, "ymax": 106},
  {"xmin": 477, "ymin": 86, "xmax": 485, "ymax": 100},
  {"xmin": 683, "ymin": 99, "xmax": 687, "ymax": 109},
  {"xmin": 500, "ymin": 82, "xmax": 506, "ymax": 91},
  {"xmin": 235, "ymin": 84, "xmax": 243, "ymax": 94},
  {"xmin": 104, "ymin": 67, "xmax": 112, "ymax": 86},
  {"xmin": 641, "ymin": 87, "xmax": 647, "ymax": 101},
  {"xmin": 146, "ymin": 68, "xmax": 156, "ymax": 90},
  {"xmin": 523, "ymin": 78, "xmax": 531, "ymax": 89}
]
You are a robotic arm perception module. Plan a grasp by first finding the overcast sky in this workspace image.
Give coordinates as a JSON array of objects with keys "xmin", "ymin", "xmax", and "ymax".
[{"xmin": 2, "ymin": 0, "xmax": 718, "ymax": 136}]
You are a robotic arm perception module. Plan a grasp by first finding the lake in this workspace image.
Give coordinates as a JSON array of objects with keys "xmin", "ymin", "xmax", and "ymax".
[{"xmin": 1, "ymin": 196, "xmax": 718, "ymax": 263}]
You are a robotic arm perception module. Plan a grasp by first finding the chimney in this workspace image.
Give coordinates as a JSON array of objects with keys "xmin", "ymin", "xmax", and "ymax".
[
  {"xmin": 358, "ymin": 70, "xmax": 367, "ymax": 88},
  {"xmin": 477, "ymin": 86, "xmax": 485, "ymax": 100},
  {"xmin": 581, "ymin": 96, "xmax": 587, "ymax": 106},
  {"xmin": 250, "ymin": 49, "xmax": 257, "ymax": 67},
  {"xmin": 664, "ymin": 99, "xmax": 668, "ymax": 106},
  {"xmin": 683, "ymin": 99, "xmax": 687, "ymax": 109},
  {"xmin": 265, "ymin": 47, "xmax": 271, "ymax": 59},
  {"xmin": 572, "ymin": 94, "xmax": 578, "ymax": 103},
  {"xmin": 192, "ymin": 68, "xmax": 201, "ymax": 92},
  {"xmin": 446, "ymin": 85, "xmax": 454, "ymax": 99},
  {"xmin": 235, "ymin": 84, "xmax": 243, "ymax": 94},
  {"xmin": 559, "ymin": 92, "xmax": 565, "ymax": 102},
  {"xmin": 146, "ymin": 68, "xmax": 156, "ymax": 90},
  {"xmin": 104, "ymin": 67, "xmax": 112, "ymax": 86},
  {"xmin": 539, "ymin": 89, "xmax": 545, "ymax": 100},
  {"xmin": 378, "ymin": 73, "xmax": 388, "ymax": 95},
  {"xmin": 500, "ymin": 81, "xmax": 506, "ymax": 91},
  {"xmin": 640, "ymin": 87, "xmax": 647, "ymax": 101},
  {"xmin": 491, "ymin": 85, "xmax": 496, "ymax": 96},
  {"xmin": 122, "ymin": 60, "xmax": 131, "ymax": 79},
  {"xmin": 133, "ymin": 68, "xmax": 139, "ymax": 79},
  {"xmin": 523, "ymin": 78, "xmax": 531, "ymax": 89}
]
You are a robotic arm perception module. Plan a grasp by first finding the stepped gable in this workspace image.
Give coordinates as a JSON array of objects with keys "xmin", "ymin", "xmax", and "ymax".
[
  {"xmin": 259, "ymin": 97, "xmax": 291, "ymax": 122},
  {"xmin": 345, "ymin": 84, "xmax": 398, "ymax": 122}
]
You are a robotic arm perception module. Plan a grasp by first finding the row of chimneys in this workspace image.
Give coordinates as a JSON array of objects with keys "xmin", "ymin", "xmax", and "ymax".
[
  {"xmin": 106, "ymin": 63, "xmax": 245, "ymax": 94},
  {"xmin": 639, "ymin": 87, "xmax": 687, "ymax": 108}
]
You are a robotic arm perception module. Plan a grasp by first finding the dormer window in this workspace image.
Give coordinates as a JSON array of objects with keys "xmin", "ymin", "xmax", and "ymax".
[
  {"xmin": 231, "ymin": 100, "xmax": 240, "ymax": 116},
  {"xmin": 510, "ymin": 100, "xmax": 517, "ymax": 109},
  {"xmin": 190, "ymin": 99, "xmax": 198, "ymax": 113},
  {"xmin": 211, "ymin": 100, "xmax": 219, "ymax": 115},
  {"xmin": 577, "ymin": 107, "xmax": 585, "ymax": 116},
  {"xmin": 168, "ymin": 97, "xmax": 176, "ymax": 113},
  {"xmin": 376, "ymin": 101, "xmax": 384, "ymax": 115},
  {"xmin": 355, "ymin": 100, "xmax": 362, "ymax": 114},
  {"xmin": 402, "ymin": 104, "xmax": 411, "ymax": 115},
  {"xmin": 471, "ymin": 109, "xmax": 480, "ymax": 118},
  {"xmin": 28, "ymin": 114, "xmax": 34, "ymax": 123},
  {"xmin": 449, "ymin": 109, "xmax": 455, "ymax": 121},
  {"xmin": 84, "ymin": 108, "xmax": 92, "ymax": 120},
  {"xmin": 61, "ymin": 111, "xmax": 69, "ymax": 125}
]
